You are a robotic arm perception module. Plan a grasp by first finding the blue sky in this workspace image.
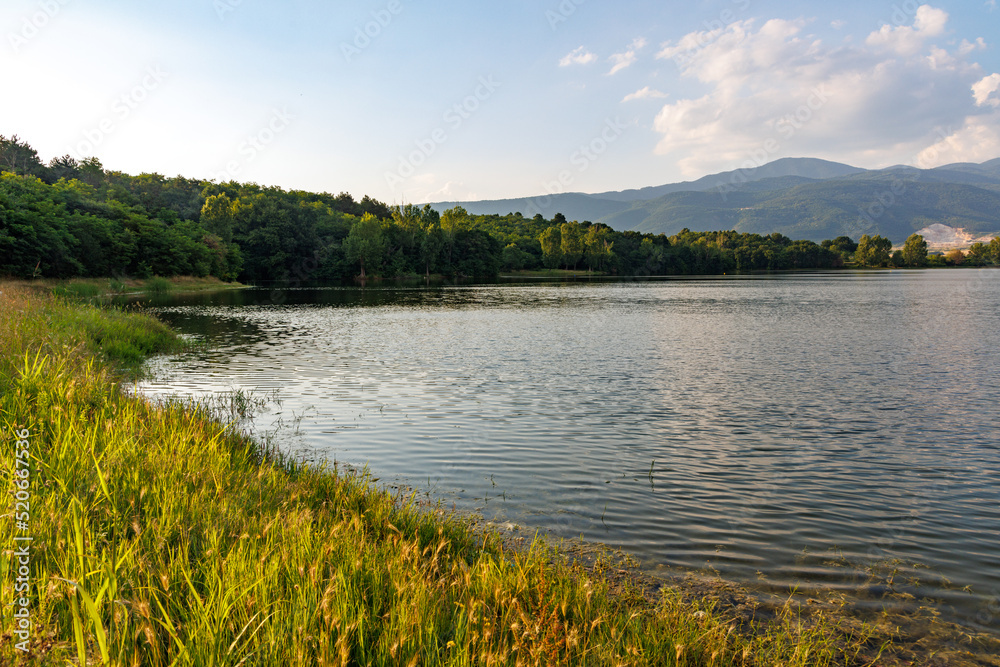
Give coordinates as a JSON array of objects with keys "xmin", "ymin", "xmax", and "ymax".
[{"xmin": 2, "ymin": 0, "xmax": 999, "ymax": 205}]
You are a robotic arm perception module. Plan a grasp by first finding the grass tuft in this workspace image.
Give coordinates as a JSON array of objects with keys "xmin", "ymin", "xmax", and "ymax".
[
  {"xmin": 50, "ymin": 282, "xmax": 102, "ymax": 302},
  {"xmin": 143, "ymin": 277, "xmax": 173, "ymax": 295}
]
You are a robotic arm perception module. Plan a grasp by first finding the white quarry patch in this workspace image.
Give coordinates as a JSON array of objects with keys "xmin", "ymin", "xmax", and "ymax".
[{"xmin": 913, "ymin": 223, "xmax": 999, "ymax": 250}]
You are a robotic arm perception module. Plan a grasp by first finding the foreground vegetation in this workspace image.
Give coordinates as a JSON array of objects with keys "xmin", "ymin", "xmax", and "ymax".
[{"xmin": 0, "ymin": 285, "xmax": 900, "ymax": 665}]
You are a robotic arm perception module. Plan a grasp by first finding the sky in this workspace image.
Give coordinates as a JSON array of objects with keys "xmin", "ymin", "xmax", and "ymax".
[{"xmin": 2, "ymin": 0, "xmax": 999, "ymax": 205}]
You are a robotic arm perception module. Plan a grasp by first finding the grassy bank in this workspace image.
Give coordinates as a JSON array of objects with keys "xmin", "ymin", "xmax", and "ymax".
[
  {"xmin": 1, "ymin": 285, "xmax": 893, "ymax": 666},
  {"xmin": 5, "ymin": 276, "xmax": 245, "ymax": 302}
]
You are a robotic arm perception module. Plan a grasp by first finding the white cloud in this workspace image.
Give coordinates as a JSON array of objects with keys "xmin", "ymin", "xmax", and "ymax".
[
  {"xmin": 658, "ymin": 18, "xmax": 810, "ymax": 84},
  {"xmin": 865, "ymin": 5, "xmax": 948, "ymax": 56},
  {"xmin": 650, "ymin": 7, "xmax": 1000, "ymax": 175},
  {"xmin": 914, "ymin": 4, "xmax": 949, "ymax": 33},
  {"xmin": 831, "ymin": 20, "xmax": 847, "ymax": 29},
  {"xmin": 608, "ymin": 52, "xmax": 637, "ymax": 75},
  {"xmin": 622, "ymin": 86, "xmax": 667, "ymax": 103},
  {"xmin": 973, "ymin": 73, "xmax": 1000, "ymax": 107},
  {"xmin": 987, "ymin": 0, "xmax": 997, "ymax": 11},
  {"xmin": 657, "ymin": 25, "xmax": 729, "ymax": 68},
  {"xmin": 915, "ymin": 117, "xmax": 1000, "ymax": 166},
  {"xmin": 607, "ymin": 37, "xmax": 647, "ymax": 75},
  {"xmin": 958, "ymin": 37, "xmax": 987, "ymax": 55},
  {"xmin": 559, "ymin": 46, "xmax": 597, "ymax": 67},
  {"xmin": 416, "ymin": 180, "xmax": 478, "ymax": 204}
]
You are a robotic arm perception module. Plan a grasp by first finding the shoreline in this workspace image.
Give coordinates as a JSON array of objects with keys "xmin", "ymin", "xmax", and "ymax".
[
  {"xmin": 3, "ymin": 275, "xmax": 246, "ymax": 297},
  {"xmin": 2, "ymin": 280, "xmax": 998, "ymax": 665},
  {"xmin": 120, "ymin": 276, "xmax": 1000, "ymax": 664},
  {"xmin": 409, "ymin": 491, "xmax": 1000, "ymax": 667},
  {"xmin": 376, "ymin": 468, "xmax": 1000, "ymax": 667}
]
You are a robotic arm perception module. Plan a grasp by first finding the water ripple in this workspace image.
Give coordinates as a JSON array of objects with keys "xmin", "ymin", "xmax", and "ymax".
[{"xmin": 137, "ymin": 271, "xmax": 1000, "ymax": 635}]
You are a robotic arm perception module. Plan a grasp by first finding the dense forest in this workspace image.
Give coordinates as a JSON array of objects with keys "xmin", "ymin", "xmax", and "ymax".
[{"xmin": 2, "ymin": 135, "xmax": 999, "ymax": 282}]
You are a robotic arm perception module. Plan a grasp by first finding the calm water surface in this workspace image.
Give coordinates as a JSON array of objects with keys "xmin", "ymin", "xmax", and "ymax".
[{"xmin": 136, "ymin": 270, "xmax": 1000, "ymax": 634}]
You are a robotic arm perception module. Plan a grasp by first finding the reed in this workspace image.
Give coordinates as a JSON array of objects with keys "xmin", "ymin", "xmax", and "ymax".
[
  {"xmin": 142, "ymin": 277, "xmax": 173, "ymax": 296},
  {"xmin": 0, "ymin": 283, "xmax": 890, "ymax": 665}
]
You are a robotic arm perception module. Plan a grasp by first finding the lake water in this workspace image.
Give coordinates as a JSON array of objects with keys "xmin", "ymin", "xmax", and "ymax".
[{"xmin": 135, "ymin": 270, "xmax": 1000, "ymax": 637}]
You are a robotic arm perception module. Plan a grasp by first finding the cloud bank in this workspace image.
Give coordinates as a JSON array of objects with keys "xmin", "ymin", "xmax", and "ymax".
[{"xmin": 651, "ymin": 5, "xmax": 1000, "ymax": 175}]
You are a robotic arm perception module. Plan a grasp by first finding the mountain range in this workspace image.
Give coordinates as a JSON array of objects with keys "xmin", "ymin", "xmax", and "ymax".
[{"xmin": 429, "ymin": 157, "xmax": 1000, "ymax": 244}]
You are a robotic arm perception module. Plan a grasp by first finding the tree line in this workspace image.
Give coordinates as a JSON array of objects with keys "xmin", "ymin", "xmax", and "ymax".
[
  {"xmin": 3, "ymin": 135, "xmax": 999, "ymax": 282},
  {"xmin": 831, "ymin": 233, "xmax": 1000, "ymax": 268}
]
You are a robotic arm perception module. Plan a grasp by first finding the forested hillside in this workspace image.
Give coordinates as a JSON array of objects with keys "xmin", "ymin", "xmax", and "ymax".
[
  {"xmin": 618, "ymin": 173, "xmax": 1000, "ymax": 242},
  {"xmin": 432, "ymin": 158, "xmax": 1000, "ymax": 244},
  {"xmin": 4, "ymin": 135, "xmax": 998, "ymax": 282}
]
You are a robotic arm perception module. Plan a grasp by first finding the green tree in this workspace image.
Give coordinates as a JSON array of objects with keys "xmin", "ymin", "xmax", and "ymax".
[
  {"xmin": 419, "ymin": 223, "xmax": 444, "ymax": 276},
  {"xmin": 901, "ymin": 233, "xmax": 928, "ymax": 267},
  {"xmin": 560, "ymin": 221, "xmax": 584, "ymax": 270},
  {"xmin": 0, "ymin": 135, "xmax": 44, "ymax": 176},
  {"xmin": 733, "ymin": 245, "xmax": 752, "ymax": 272},
  {"xmin": 77, "ymin": 157, "xmax": 105, "ymax": 188},
  {"xmin": 500, "ymin": 243, "xmax": 524, "ymax": 271},
  {"xmin": 200, "ymin": 193, "xmax": 239, "ymax": 243},
  {"xmin": 343, "ymin": 213, "xmax": 386, "ymax": 278},
  {"xmin": 785, "ymin": 240, "xmax": 826, "ymax": 269},
  {"xmin": 391, "ymin": 203, "xmax": 423, "ymax": 253},
  {"xmin": 583, "ymin": 225, "xmax": 614, "ymax": 272},
  {"xmin": 855, "ymin": 234, "xmax": 892, "ymax": 267},
  {"xmin": 359, "ymin": 194, "xmax": 392, "ymax": 219},
  {"xmin": 441, "ymin": 206, "xmax": 468, "ymax": 266},
  {"xmin": 539, "ymin": 226, "xmax": 562, "ymax": 268},
  {"xmin": 47, "ymin": 155, "xmax": 80, "ymax": 182},
  {"xmin": 639, "ymin": 237, "xmax": 666, "ymax": 274},
  {"xmin": 501, "ymin": 244, "xmax": 528, "ymax": 271},
  {"xmin": 967, "ymin": 242, "xmax": 992, "ymax": 266},
  {"xmin": 233, "ymin": 191, "xmax": 322, "ymax": 282},
  {"xmin": 452, "ymin": 229, "xmax": 501, "ymax": 277},
  {"xmin": 821, "ymin": 235, "xmax": 858, "ymax": 258}
]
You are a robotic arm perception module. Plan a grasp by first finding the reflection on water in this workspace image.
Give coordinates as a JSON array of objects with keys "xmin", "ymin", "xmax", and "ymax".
[{"xmin": 136, "ymin": 270, "xmax": 1000, "ymax": 636}]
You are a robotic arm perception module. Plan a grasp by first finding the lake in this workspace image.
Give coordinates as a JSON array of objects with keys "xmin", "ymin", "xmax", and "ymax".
[{"xmin": 135, "ymin": 269, "xmax": 1000, "ymax": 638}]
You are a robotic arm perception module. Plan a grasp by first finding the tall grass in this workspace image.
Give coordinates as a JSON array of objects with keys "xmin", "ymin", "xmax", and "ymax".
[
  {"xmin": 50, "ymin": 282, "xmax": 103, "ymax": 302},
  {"xmin": 143, "ymin": 277, "xmax": 173, "ymax": 295},
  {"xmin": 0, "ymin": 284, "xmax": 891, "ymax": 665}
]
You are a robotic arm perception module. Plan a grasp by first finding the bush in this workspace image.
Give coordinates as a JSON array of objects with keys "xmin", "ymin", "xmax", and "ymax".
[{"xmin": 944, "ymin": 249, "xmax": 965, "ymax": 265}]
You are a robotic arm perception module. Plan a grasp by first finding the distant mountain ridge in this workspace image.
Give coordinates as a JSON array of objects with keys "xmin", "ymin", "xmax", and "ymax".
[
  {"xmin": 429, "ymin": 157, "xmax": 1000, "ymax": 244},
  {"xmin": 590, "ymin": 157, "xmax": 865, "ymax": 202}
]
